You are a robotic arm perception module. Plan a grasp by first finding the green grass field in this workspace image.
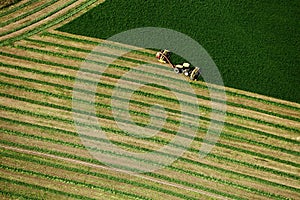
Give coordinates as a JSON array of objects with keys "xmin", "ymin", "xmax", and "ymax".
[{"xmin": 58, "ymin": 0, "xmax": 300, "ymax": 103}]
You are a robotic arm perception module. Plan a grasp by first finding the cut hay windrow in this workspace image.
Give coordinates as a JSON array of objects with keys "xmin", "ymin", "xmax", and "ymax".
[
  {"xmin": 0, "ymin": 190, "xmax": 40, "ymax": 200},
  {"xmin": 1, "ymin": 2, "xmax": 299, "ymax": 198},
  {"xmin": 1, "ymin": 108, "xmax": 299, "ymax": 194},
  {"xmin": 0, "ymin": 163, "xmax": 243, "ymax": 200},
  {"xmin": 0, "ymin": 0, "xmax": 59, "ymax": 28},
  {"xmin": 1, "ymin": 101, "xmax": 299, "ymax": 182},
  {"xmin": 1, "ymin": 47, "xmax": 299, "ymax": 128},
  {"xmin": 1, "ymin": 61, "xmax": 299, "ymax": 145},
  {"xmin": 1, "ymin": 95, "xmax": 300, "ymax": 180},
  {"xmin": 0, "ymin": 143, "xmax": 286, "ymax": 200},
  {"xmin": 14, "ymin": 41, "xmax": 300, "ymax": 128},
  {"xmin": 0, "ymin": 150, "xmax": 201, "ymax": 200},
  {"xmin": 0, "ymin": 137, "xmax": 297, "ymax": 199},
  {"xmin": 0, "ymin": 0, "xmax": 99, "ymax": 46},
  {"xmin": 0, "ymin": 177, "xmax": 96, "ymax": 200},
  {"xmin": 1, "ymin": 94, "xmax": 299, "ymax": 184},
  {"xmin": 0, "ymin": 0, "xmax": 39, "ymax": 18},
  {"xmin": 1, "ymin": 78, "xmax": 300, "ymax": 158},
  {"xmin": 5, "ymin": 139, "xmax": 297, "ymax": 195},
  {"xmin": 5, "ymin": 45, "xmax": 299, "ymax": 134},
  {"xmin": 0, "ymin": 0, "xmax": 77, "ymax": 37},
  {"xmin": 1, "ymin": 65, "xmax": 299, "ymax": 148},
  {"xmin": 1, "ymin": 165, "xmax": 155, "ymax": 200}
]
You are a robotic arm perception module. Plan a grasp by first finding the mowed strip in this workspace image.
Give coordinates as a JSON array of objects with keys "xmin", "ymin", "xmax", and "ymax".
[
  {"xmin": 0, "ymin": 0, "xmax": 99, "ymax": 43},
  {"xmin": 1, "ymin": 39, "xmax": 298, "ymax": 160},
  {"xmin": 0, "ymin": 122, "xmax": 294, "ymax": 200},
  {"xmin": 0, "ymin": 122, "xmax": 298, "ymax": 200},
  {"xmin": 9, "ymin": 37, "xmax": 300, "ymax": 136},
  {"xmin": 0, "ymin": 72, "xmax": 297, "ymax": 175},
  {"xmin": 0, "ymin": 70, "xmax": 298, "ymax": 188},
  {"xmin": 0, "ymin": 51, "xmax": 300, "ymax": 162},
  {"xmin": 1, "ymin": 146, "xmax": 224, "ymax": 200},
  {"xmin": 1, "ymin": 149, "xmax": 197, "ymax": 200},
  {"xmin": 0, "ymin": 0, "xmax": 40, "ymax": 22},
  {"xmin": 0, "ymin": 46, "xmax": 300, "ymax": 198},
  {"xmin": 0, "ymin": 0, "xmax": 59, "ymax": 28}
]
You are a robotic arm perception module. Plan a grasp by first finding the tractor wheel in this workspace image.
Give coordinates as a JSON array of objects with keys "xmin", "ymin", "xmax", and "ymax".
[{"xmin": 174, "ymin": 68, "xmax": 181, "ymax": 74}]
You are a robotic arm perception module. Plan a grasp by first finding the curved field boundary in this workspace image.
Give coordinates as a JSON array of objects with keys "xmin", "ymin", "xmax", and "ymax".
[
  {"xmin": 41, "ymin": 30, "xmax": 300, "ymax": 111},
  {"xmin": 6, "ymin": 44, "xmax": 300, "ymax": 135},
  {"xmin": 0, "ymin": 0, "xmax": 78, "ymax": 37},
  {"xmin": 0, "ymin": 0, "xmax": 101, "ymax": 46},
  {"xmin": 0, "ymin": 0, "xmax": 39, "ymax": 18}
]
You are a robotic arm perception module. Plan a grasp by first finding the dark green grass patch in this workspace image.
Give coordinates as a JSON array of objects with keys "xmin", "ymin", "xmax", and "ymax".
[{"xmin": 58, "ymin": 0, "xmax": 300, "ymax": 103}]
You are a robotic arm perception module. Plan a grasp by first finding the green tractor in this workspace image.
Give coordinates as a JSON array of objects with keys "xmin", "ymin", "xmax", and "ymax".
[{"xmin": 156, "ymin": 49, "xmax": 201, "ymax": 81}]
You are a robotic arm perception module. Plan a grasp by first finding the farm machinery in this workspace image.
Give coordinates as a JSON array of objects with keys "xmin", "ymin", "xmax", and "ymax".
[{"xmin": 156, "ymin": 49, "xmax": 201, "ymax": 81}]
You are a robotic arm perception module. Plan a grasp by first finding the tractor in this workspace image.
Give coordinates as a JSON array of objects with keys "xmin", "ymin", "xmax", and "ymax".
[{"xmin": 156, "ymin": 49, "xmax": 201, "ymax": 81}]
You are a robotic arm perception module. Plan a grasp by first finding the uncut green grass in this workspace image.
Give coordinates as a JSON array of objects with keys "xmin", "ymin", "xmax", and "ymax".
[{"xmin": 58, "ymin": 0, "xmax": 300, "ymax": 103}]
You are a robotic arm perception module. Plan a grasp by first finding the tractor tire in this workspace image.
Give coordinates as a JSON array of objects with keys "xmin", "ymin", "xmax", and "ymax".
[{"xmin": 174, "ymin": 68, "xmax": 181, "ymax": 74}]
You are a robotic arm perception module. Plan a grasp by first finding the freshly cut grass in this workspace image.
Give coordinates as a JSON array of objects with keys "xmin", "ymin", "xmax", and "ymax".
[
  {"xmin": 0, "ymin": 0, "xmax": 100, "ymax": 46},
  {"xmin": 0, "ymin": 0, "xmax": 77, "ymax": 37},
  {"xmin": 0, "ymin": 0, "xmax": 38, "ymax": 18},
  {"xmin": 1, "ymin": 92, "xmax": 298, "ymax": 184},
  {"xmin": 1, "ymin": 149, "xmax": 206, "ymax": 200},
  {"xmin": 0, "ymin": 0, "xmax": 59, "ymax": 28},
  {"xmin": 1, "ymin": 133, "xmax": 298, "ymax": 200}
]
